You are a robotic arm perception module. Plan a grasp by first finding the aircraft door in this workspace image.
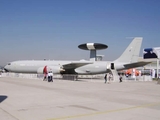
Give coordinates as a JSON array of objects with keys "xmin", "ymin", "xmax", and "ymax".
[{"xmin": 111, "ymin": 63, "xmax": 115, "ymax": 70}]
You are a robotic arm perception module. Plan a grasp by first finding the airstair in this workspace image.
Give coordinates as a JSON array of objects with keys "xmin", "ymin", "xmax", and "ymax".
[{"xmin": 110, "ymin": 69, "xmax": 120, "ymax": 82}]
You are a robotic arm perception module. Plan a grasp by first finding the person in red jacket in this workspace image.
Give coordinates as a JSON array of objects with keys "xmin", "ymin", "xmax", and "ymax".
[{"xmin": 43, "ymin": 66, "xmax": 48, "ymax": 81}]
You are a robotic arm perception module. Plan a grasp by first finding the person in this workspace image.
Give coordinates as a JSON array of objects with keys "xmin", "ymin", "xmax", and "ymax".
[
  {"xmin": 47, "ymin": 71, "xmax": 51, "ymax": 82},
  {"xmin": 104, "ymin": 74, "xmax": 107, "ymax": 83},
  {"xmin": 43, "ymin": 65, "xmax": 48, "ymax": 81},
  {"xmin": 48, "ymin": 71, "xmax": 53, "ymax": 82},
  {"xmin": 119, "ymin": 74, "xmax": 122, "ymax": 82},
  {"xmin": 50, "ymin": 71, "xmax": 53, "ymax": 82},
  {"xmin": 43, "ymin": 73, "xmax": 47, "ymax": 81}
]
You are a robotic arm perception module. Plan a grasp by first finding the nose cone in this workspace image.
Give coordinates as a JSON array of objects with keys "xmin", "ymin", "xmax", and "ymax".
[{"xmin": 4, "ymin": 65, "xmax": 10, "ymax": 72}]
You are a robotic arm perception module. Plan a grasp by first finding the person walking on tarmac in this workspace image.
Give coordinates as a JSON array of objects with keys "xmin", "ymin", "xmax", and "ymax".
[
  {"xmin": 119, "ymin": 74, "xmax": 123, "ymax": 83},
  {"xmin": 104, "ymin": 73, "xmax": 107, "ymax": 84},
  {"xmin": 43, "ymin": 73, "xmax": 47, "ymax": 81},
  {"xmin": 43, "ymin": 66, "xmax": 48, "ymax": 81},
  {"xmin": 50, "ymin": 71, "xmax": 53, "ymax": 82}
]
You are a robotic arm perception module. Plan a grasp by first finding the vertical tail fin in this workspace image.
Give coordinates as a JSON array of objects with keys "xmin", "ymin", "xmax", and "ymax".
[{"xmin": 114, "ymin": 37, "xmax": 143, "ymax": 63}]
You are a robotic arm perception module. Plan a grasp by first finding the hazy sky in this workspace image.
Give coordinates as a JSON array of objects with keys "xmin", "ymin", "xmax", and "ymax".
[{"xmin": 0, "ymin": 0, "xmax": 160, "ymax": 66}]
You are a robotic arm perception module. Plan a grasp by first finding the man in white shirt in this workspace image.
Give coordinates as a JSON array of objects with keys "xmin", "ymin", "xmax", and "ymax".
[{"xmin": 48, "ymin": 71, "xmax": 53, "ymax": 82}]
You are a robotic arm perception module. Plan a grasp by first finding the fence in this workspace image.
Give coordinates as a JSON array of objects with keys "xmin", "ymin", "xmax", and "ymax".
[{"xmin": 0, "ymin": 72, "xmax": 152, "ymax": 82}]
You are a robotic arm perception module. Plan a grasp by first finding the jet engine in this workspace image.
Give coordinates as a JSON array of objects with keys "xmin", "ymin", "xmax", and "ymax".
[{"xmin": 37, "ymin": 66, "xmax": 65, "ymax": 74}]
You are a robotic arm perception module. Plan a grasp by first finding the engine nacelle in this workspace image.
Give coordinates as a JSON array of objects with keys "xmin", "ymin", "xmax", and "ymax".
[{"xmin": 37, "ymin": 66, "xmax": 64, "ymax": 74}]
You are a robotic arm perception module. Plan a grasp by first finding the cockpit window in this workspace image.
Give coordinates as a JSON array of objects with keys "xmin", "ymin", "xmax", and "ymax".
[{"xmin": 8, "ymin": 63, "xmax": 11, "ymax": 65}]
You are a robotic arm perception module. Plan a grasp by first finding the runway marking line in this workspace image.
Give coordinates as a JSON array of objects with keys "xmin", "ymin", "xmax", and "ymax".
[{"xmin": 48, "ymin": 102, "xmax": 160, "ymax": 120}]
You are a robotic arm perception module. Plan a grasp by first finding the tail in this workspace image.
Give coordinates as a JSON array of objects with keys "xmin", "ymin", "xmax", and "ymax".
[{"xmin": 114, "ymin": 37, "xmax": 143, "ymax": 63}]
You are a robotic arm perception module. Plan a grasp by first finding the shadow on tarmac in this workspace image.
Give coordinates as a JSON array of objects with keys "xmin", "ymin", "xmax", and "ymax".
[{"xmin": 0, "ymin": 95, "xmax": 7, "ymax": 103}]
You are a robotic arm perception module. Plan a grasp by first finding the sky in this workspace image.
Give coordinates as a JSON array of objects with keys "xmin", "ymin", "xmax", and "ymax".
[{"xmin": 0, "ymin": 0, "xmax": 160, "ymax": 66}]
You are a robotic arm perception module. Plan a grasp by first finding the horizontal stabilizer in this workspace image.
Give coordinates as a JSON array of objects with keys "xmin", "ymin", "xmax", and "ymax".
[{"xmin": 124, "ymin": 61, "xmax": 152, "ymax": 69}]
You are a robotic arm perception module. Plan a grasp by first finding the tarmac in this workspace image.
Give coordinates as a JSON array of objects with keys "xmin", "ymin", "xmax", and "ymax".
[{"xmin": 0, "ymin": 77, "xmax": 160, "ymax": 120}]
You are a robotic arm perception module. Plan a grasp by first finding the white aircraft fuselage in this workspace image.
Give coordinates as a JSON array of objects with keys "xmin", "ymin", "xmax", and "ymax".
[
  {"xmin": 4, "ymin": 37, "xmax": 151, "ymax": 75},
  {"xmin": 4, "ymin": 60, "xmax": 110, "ymax": 75}
]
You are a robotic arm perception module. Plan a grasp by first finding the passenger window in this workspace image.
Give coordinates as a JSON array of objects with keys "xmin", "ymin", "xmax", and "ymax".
[{"xmin": 8, "ymin": 63, "xmax": 11, "ymax": 65}]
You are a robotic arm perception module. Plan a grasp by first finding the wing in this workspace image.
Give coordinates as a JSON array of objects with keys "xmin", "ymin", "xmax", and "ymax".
[
  {"xmin": 62, "ymin": 61, "xmax": 93, "ymax": 70},
  {"xmin": 37, "ymin": 61, "xmax": 93, "ymax": 74}
]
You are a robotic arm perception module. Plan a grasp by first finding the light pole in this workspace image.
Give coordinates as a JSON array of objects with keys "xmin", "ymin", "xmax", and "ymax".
[{"xmin": 157, "ymin": 58, "xmax": 159, "ymax": 79}]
